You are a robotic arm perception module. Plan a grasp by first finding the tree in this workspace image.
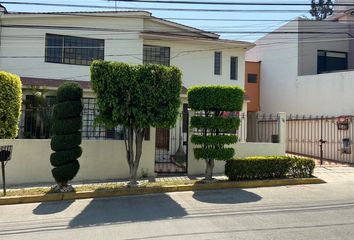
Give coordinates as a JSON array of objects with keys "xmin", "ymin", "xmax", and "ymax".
[
  {"xmin": 0, "ymin": 71, "xmax": 22, "ymax": 139},
  {"xmin": 188, "ymin": 86, "xmax": 244, "ymax": 180},
  {"xmin": 91, "ymin": 61, "xmax": 182, "ymax": 186},
  {"xmin": 50, "ymin": 83, "xmax": 83, "ymax": 192},
  {"xmin": 310, "ymin": 0, "xmax": 334, "ymax": 20}
]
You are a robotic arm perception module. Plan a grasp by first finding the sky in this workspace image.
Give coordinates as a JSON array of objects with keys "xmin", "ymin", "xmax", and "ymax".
[{"xmin": 2, "ymin": 0, "xmax": 314, "ymax": 42}]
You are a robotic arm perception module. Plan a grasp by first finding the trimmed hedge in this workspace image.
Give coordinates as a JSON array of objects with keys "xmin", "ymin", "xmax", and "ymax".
[
  {"xmin": 53, "ymin": 101, "xmax": 83, "ymax": 120},
  {"xmin": 188, "ymin": 86, "xmax": 244, "ymax": 111},
  {"xmin": 52, "ymin": 117, "xmax": 82, "ymax": 135},
  {"xmin": 191, "ymin": 135, "xmax": 238, "ymax": 145},
  {"xmin": 194, "ymin": 148, "xmax": 235, "ymax": 160},
  {"xmin": 50, "ymin": 82, "xmax": 83, "ymax": 185},
  {"xmin": 190, "ymin": 116, "xmax": 240, "ymax": 131},
  {"xmin": 50, "ymin": 147, "xmax": 82, "ymax": 167},
  {"xmin": 51, "ymin": 132, "xmax": 82, "ymax": 151},
  {"xmin": 0, "ymin": 71, "xmax": 22, "ymax": 139},
  {"xmin": 225, "ymin": 156, "xmax": 315, "ymax": 181},
  {"xmin": 57, "ymin": 82, "xmax": 83, "ymax": 103},
  {"xmin": 51, "ymin": 160, "xmax": 80, "ymax": 183}
]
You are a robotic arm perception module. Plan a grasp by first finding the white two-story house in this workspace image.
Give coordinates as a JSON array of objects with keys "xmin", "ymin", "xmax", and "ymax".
[{"xmin": 0, "ymin": 9, "xmax": 254, "ymax": 173}]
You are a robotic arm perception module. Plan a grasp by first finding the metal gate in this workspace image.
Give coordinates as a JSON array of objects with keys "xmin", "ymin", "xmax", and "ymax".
[
  {"xmin": 287, "ymin": 115, "xmax": 354, "ymax": 164},
  {"xmin": 154, "ymin": 104, "xmax": 189, "ymax": 174}
]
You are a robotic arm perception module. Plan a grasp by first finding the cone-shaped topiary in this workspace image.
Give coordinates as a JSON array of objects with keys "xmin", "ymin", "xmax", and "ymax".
[
  {"xmin": 188, "ymin": 86, "xmax": 244, "ymax": 181},
  {"xmin": 50, "ymin": 82, "xmax": 83, "ymax": 192}
]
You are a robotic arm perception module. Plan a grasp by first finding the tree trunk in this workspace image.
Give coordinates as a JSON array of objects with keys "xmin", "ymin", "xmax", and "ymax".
[
  {"xmin": 126, "ymin": 128, "xmax": 145, "ymax": 187},
  {"xmin": 205, "ymin": 159, "xmax": 214, "ymax": 180}
]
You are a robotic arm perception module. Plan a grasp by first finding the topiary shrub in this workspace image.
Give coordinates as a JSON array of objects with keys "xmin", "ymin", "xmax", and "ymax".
[
  {"xmin": 188, "ymin": 86, "xmax": 244, "ymax": 180},
  {"xmin": 0, "ymin": 71, "xmax": 22, "ymax": 139},
  {"xmin": 50, "ymin": 82, "xmax": 83, "ymax": 192},
  {"xmin": 225, "ymin": 156, "xmax": 315, "ymax": 181}
]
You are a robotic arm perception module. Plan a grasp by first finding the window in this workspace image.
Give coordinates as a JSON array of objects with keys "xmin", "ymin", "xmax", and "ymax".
[
  {"xmin": 230, "ymin": 56, "xmax": 238, "ymax": 80},
  {"xmin": 317, "ymin": 50, "xmax": 348, "ymax": 74},
  {"xmin": 248, "ymin": 74, "xmax": 257, "ymax": 83},
  {"xmin": 214, "ymin": 52, "xmax": 222, "ymax": 75},
  {"xmin": 45, "ymin": 34, "xmax": 104, "ymax": 66},
  {"xmin": 143, "ymin": 45, "xmax": 170, "ymax": 66}
]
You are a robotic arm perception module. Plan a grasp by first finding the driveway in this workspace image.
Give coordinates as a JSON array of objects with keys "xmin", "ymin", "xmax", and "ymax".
[{"xmin": 0, "ymin": 167, "xmax": 354, "ymax": 240}]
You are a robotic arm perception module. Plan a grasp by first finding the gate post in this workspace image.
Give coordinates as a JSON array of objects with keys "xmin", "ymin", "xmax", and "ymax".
[{"xmin": 277, "ymin": 112, "xmax": 287, "ymax": 154}]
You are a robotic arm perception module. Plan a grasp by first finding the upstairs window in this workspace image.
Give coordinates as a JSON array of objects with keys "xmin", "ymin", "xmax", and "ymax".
[
  {"xmin": 143, "ymin": 45, "xmax": 170, "ymax": 66},
  {"xmin": 214, "ymin": 52, "xmax": 222, "ymax": 75},
  {"xmin": 45, "ymin": 34, "xmax": 104, "ymax": 66},
  {"xmin": 317, "ymin": 50, "xmax": 348, "ymax": 74},
  {"xmin": 230, "ymin": 56, "xmax": 238, "ymax": 80}
]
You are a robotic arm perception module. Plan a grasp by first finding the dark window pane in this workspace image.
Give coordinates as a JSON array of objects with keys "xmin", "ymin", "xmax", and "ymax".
[
  {"xmin": 248, "ymin": 74, "xmax": 257, "ymax": 83},
  {"xmin": 45, "ymin": 34, "xmax": 63, "ymax": 63},
  {"xmin": 317, "ymin": 50, "xmax": 348, "ymax": 74},
  {"xmin": 230, "ymin": 56, "xmax": 238, "ymax": 80},
  {"xmin": 45, "ymin": 33, "xmax": 104, "ymax": 66},
  {"xmin": 143, "ymin": 45, "xmax": 170, "ymax": 66},
  {"xmin": 214, "ymin": 52, "xmax": 222, "ymax": 75}
]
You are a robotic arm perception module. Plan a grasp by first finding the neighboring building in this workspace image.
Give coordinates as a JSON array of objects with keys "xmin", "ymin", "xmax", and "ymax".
[
  {"xmin": 245, "ymin": 61, "xmax": 261, "ymax": 113},
  {"xmin": 246, "ymin": 1, "xmax": 354, "ymax": 116}
]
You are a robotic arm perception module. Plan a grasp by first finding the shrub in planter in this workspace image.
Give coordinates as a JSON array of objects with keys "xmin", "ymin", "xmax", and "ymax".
[
  {"xmin": 188, "ymin": 86, "xmax": 244, "ymax": 180},
  {"xmin": 225, "ymin": 156, "xmax": 315, "ymax": 181},
  {"xmin": 0, "ymin": 71, "xmax": 22, "ymax": 139},
  {"xmin": 50, "ymin": 83, "xmax": 83, "ymax": 192}
]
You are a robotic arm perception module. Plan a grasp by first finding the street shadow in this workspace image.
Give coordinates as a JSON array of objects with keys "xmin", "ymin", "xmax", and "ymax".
[
  {"xmin": 193, "ymin": 188, "xmax": 262, "ymax": 204},
  {"xmin": 33, "ymin": 200, "xmax": 75, "ymax": 215},
  {"xmin": 69, "ymin": 193, "xmax": 187, "ymax": 228}
]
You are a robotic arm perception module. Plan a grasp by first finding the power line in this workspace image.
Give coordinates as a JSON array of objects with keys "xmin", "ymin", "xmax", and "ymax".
[
  {"xmin": 0, "ymin": 1, "xmax": 343, "ymax": 13},
  {"xmin": 103, "ymin": 0, "xmax": 354, "ymax": 7}
]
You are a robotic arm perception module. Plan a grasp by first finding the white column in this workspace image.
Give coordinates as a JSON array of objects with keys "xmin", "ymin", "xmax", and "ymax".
[{"xmin": 277, "ymin": 112, "xmax": 287, "ymax": 154}]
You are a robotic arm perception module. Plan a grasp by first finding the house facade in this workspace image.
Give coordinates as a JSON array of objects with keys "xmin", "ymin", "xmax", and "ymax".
[
  {"xmin": 0, "ymin": 9, "xmax": 275, "ymax": 178},
  {"xmin": 246, "ymin": 1, "xmax": 354, "ymax": 116}
]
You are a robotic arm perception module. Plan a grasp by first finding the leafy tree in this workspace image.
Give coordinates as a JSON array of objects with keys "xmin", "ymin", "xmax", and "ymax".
[
  {"xmin": 91, "ymin": 61, "xmax": 182, "ymax": 186},
  {"xmin": 188, "ymin": 86, "xmax": 244, "ymax": 180},
  {"xmin": 0, "ymin": 71, "xmax": 22, "ymax": 139},
  {"xmin": 310, "ymin": 0, "xmax": 334, "ymax": 20},
  {"xmin": 50, "ymin": 83, "xmax": 83, "ymax": 192}
]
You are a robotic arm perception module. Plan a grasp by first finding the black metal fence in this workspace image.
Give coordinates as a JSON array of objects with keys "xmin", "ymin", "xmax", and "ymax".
[
  {"xmin": 155, "ymin": 106, "xmax": 189, "ymax": 174},
  {"xmin": 18, "ymin": 98, "xmax": 126, "ymax": 140},
  {"xmin": 286, "ymin": 115, "xmax": 354, "ymax": 164}
]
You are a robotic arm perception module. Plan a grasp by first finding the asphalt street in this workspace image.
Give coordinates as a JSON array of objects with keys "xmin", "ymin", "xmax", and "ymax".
[{"xmin": 1, "ymin": 167, "xmax": 354, "ymax": 240}]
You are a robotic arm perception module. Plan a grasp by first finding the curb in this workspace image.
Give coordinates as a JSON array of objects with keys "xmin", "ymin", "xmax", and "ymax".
[{"xmin": 0, "ymin": 178, "xmax": 325, "ymax": 205}]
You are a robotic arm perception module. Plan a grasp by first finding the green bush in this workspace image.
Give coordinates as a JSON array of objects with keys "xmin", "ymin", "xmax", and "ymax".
[
  {"xmin": 225, "ymin": 156, "xmax": 315, "ymax": 181},
  {"xmin": 188, "ymin": 86, "xmax": 244, "ymax": 111},
  {"xmin": 0, "ymin": 71, "xmax": 22, "ymax": 139},
  {"xmin": 50, "ymin": 147, "xmax": 82, "ymax": 167},
  {"xmin": 56, "ymin": 82, "xmax": 83, "ymax": 103},
  {"xmin": 53, "ymin": 101, "xmax": 83, "ymax": 120},
  {"xmin": 50, "ymin": 132, "xmax": 82, "ymax": 151},
  {"xmin": 188, "ymin": 85, "xmax": 244, "ymax": 180},
  {"xmin": 52, "ymin": 117, "xmax": 82, "ymax": 135},
  {"xmin": 194, "ymin": 148, "xmax": 235, "ymax": 160},
  {"xmin": 191, "ymin": 135, "xmax": 238, "ymax": 145},
  {"xmin": 50, "ymin": 82, "xmax": 83, "ymax": 187},
  {"xmin": 289, "ymin": 157, "xmax": 315, "ymax": 178},
  {"xmin": 51, "ymin": 160, "xmax": 80, "ymax": 183},
  {"xmin": 190, "ymin": 116, "xmax": 240, "ymax": 131}
]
